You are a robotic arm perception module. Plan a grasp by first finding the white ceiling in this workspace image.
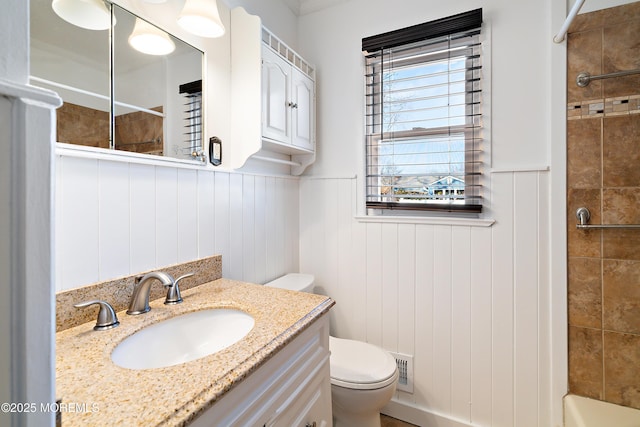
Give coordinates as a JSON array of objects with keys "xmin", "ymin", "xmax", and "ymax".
[{"xmin": 279, "ymin": 0, "xmax": 351, "ymax": 16}]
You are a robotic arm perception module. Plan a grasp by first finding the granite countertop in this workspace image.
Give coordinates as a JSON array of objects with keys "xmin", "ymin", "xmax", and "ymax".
[{"xmin": 56, "ymin": 278, "xmax": 334, "ymax": 426}]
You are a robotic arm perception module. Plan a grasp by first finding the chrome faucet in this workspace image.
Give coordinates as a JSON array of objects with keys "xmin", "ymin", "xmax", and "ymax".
[
  {"xmin": 127, "ymin": 271, "xmax": 176, "ymax": 315},
  {"xmin": 165, "ymin": 272, "xmax": 195, "ymax": 305}
]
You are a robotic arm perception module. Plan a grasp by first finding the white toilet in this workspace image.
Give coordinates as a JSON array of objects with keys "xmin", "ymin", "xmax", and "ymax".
[{"xmin": 264, "ymin": 273, "xmax": 398, "ymax": 427}]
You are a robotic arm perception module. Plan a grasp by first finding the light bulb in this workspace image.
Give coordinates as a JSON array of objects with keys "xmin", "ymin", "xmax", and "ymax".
[
  {"xmin": 128, "ymin": 18, "xmax": 175, "ymax": 56},
  {"xmin": 51, "ymin": 0, "xmax": 111, "ymax": 31},
  {"xmin": 177, "ymin": 0, "xmax": 225, "ymax": 38}
]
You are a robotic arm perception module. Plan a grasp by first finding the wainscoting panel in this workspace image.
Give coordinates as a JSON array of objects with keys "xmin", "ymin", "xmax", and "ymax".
[
  {"xmin": 55, "ymin": 154, "xmax": 300, "ymax": 292},
  {"xmin": 299, "ymin": 171, "xmax": 551, "ymax": 427},
  {"xmin": 57, "ymin": 155, "xmax": 100, "ymax": 289},
  {"xmin": 130, "ymin": 163, "xmax": 157, "ymax": 274}
]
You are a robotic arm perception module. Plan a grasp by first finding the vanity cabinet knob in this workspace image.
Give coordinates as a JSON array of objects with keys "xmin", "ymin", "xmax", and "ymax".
[{"xmin": 74, "ymin": 300, "xmax": 120, "ymax": 331}]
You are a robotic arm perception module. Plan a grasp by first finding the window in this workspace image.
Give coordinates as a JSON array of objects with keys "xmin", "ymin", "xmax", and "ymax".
[{"xmin": 363, "ymin": 9, "xmax": 484, "ymax": 213}]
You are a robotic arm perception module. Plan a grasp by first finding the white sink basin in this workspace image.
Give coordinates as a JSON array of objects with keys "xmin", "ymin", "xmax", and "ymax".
[{"xmin": 111, "ymin": 308, "xmax": 255, "ymax": 370}]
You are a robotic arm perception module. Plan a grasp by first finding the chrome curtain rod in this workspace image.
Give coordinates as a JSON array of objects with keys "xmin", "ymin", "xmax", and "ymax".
[
  {"xmin": 576, "ymin": 69, "xmax": 640, "ymax": 87},
  {"xmin": 553, "ymin": 0, "xmax": 585, "ymax": 43},
  {"xmin": 576, "ymin": 207, "xmax": 640, "ymax": 229}
]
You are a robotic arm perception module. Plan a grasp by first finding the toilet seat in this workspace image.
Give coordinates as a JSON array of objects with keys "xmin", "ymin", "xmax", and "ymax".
[{"xmin": 329, "ymin": 336, "xmax": 398, "ymax": 390}]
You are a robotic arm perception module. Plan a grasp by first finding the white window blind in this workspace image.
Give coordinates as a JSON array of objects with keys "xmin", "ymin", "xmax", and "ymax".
[
  {"xmin": 363, "ymin": 9, "xmax": 483, "ymax": 213},
  {"xmin": 179, "ymin": 80, "xmax": 203, "ymax": 156}
]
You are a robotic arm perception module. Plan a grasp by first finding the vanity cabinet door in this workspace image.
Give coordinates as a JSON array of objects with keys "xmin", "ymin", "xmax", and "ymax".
[
  {"xmin": 291, "ymin": 68, "xmax": 314, "ymax": 152},
  {"xmin": 268, "ymin": 357, "xmax": 332, "ymax": 427},
  {"xmin": 262, "ymin": 46, "xmax": 291, "ymax": 144},
  {"xmin": 189, "ymin": 313, "xmax": 331, "ymax": 427}
]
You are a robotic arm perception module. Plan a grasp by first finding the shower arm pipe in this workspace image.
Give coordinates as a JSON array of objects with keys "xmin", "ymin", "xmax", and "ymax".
[
  {"xmin": 553, "ymin": 0, "xmax": 585, "ymax": 43},
  {"xmin": 576, "ymin": 207, "xmax": 640, "ymax": 229}
]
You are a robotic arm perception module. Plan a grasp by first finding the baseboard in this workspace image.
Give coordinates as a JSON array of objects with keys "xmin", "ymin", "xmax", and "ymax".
[{"xmin": 382, "ymin": 399, "xmax": 475, "ymax": 427}]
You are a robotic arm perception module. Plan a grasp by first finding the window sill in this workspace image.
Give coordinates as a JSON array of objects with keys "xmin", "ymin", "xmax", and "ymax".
[{"xmin": 355, "ymin": 215, "xmax": 495, "ymax": 227}]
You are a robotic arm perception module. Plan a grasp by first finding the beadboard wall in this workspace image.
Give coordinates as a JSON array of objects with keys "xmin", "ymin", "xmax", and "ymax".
[
  {"xmin": 300, "ymin": 170, "xmax": 551, "ymax": 426},
  {"xmin": 55, "ymin": 153, "xmax": 300, "ymax": 292}
]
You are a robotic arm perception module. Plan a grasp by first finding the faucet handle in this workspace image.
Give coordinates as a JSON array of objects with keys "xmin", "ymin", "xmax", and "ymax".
[
  {"xmin": 164, "ymin": 272, "xmax": 194, "ymax": 305},
  {"xmin": 74, "ymin": 300, "xmax": 120, "ymax": 331}
]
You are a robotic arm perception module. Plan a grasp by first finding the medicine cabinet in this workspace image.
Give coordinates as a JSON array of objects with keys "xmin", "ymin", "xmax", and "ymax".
[{"xmin": 29, "ymin": 0, "xmax": 205, "ymax": 162}]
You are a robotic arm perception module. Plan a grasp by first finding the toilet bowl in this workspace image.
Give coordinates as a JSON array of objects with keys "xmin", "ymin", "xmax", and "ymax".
[{"xmin": 264, "ymin": 273, "xmax": 398, "ymax": 427}]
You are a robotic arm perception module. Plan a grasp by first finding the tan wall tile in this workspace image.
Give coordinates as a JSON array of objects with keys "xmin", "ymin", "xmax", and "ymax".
[
  {"xmin": 569, "ymin": 326, "xmax": 604, "ymax": 399},
  {"xmin": 114, "ymin": 106, "xmax": 164, "ymax": 155},
  {"xmin": 567, "ymin": 118, "xmax": 602, "ymax": 189},
  {"xmin": 604, "ymin": 331, "xmax": 640, "ymax": 409},
  {"xmin": 568, "ymin": 29, "xmax": 603, "ymax": 103},
  {"xmin": 603, "ymin": 115, "xmax": 640, "ymax": 187},
  {"xmin": 603, "ymin": 229, "xmax": 640, "ymax": 261},
  {"xmin": 568, "ymin": 257, "xmax": 602, "ymax": 328},
  {"xmin": 603, "ymin": 260, "xmax": 640, "ymax": 335},
  {"xmin": 602, "ymin": 188, "xmax": 640, "ymax": 225},
  {"xmin": 603, "ymin": 20, "xmax": 640, "ymax": 98},
  {"xmin": 57, "ymin": 102, "xmax": 110, "ymax": 148},
  {"xmin": 599, "ymin": 1, "xmax": 640, "ymax": 24}
]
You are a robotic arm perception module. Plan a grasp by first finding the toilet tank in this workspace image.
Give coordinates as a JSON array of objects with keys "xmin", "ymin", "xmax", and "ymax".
[{"xmin": 264, "ymin": 273, "xmax": 315, "ymax": 293}]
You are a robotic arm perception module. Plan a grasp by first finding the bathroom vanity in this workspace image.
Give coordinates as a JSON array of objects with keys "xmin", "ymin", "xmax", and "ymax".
[{"xmin": 55, "ymin": 279, "xmax": 334, "ymax": 426}]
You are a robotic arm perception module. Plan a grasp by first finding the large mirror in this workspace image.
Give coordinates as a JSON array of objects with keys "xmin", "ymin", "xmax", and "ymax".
[{"xmin": 30, "ymin": 0, "xmax": 205, "ymax": 162}]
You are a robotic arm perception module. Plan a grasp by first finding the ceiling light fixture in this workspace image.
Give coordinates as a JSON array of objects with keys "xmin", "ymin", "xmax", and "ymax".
[
  {"xmin": 51, "ymin": 0, "xmax": 111, "ymax": 30},
  {"xmin": 177, "ymin": 0, "xmax": 226, "ymax": 38},
  {"xmin": 128, "ymin": 17, "xmax": 176, "ymax": 55}
]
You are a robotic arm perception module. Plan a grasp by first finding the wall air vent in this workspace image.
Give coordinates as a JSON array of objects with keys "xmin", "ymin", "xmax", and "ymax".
[{"xmin": 389, "ymin": 352, "xmax": 414, "ymax": 393}]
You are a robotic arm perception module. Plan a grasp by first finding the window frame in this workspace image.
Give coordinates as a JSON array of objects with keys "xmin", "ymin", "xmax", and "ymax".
[{"xmin": 362, "ymin": 9, "xmax": 487, "ymax": 216}]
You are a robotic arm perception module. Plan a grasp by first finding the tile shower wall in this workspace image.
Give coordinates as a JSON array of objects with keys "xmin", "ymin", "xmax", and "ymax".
[
  {"xmin": 55, "ymin": 154, "xmax": 300, "ymax": 292},
  {"xmin": 566, "ymin": 1, "xmax": 640, "ymax": 409},
  {"xmin": 57, "ymin": 103, "xmax": 110, "ymax": 148},
  {"xmin": 114, "ymin": 107, "xmax": 164, "ymax": 155}
]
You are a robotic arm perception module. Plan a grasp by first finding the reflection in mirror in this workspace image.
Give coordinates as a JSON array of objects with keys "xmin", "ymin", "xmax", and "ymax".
[
  {"xmin": 30, "ymin": 0, "xmax": 110, "ymax": 149},
  {"xmin": 29, "ymin": 0, "xmax": 205, "ymax": 162}
]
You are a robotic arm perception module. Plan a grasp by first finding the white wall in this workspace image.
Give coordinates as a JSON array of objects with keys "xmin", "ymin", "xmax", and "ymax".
[
  {"xmin": 301, "ymin": 171, "xmax": 550, "ymax": 426},
  {"xmin": 298, "ymin": 0, "xmax": 553, "ymax": 178},
  {"xmin": 30, "ymin": 42, "xmax": 111, "ymax": 112},
  {"xmin": 296, "ymin": 0, "xmax": 562, "ymax": 425},
  {"xmin": 223, "ymin": 0, "xmax": 299, "ymax": 49},
  {"xmin": 55, "ymin": 156, "xmax": 300, "ymax": 291}
]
